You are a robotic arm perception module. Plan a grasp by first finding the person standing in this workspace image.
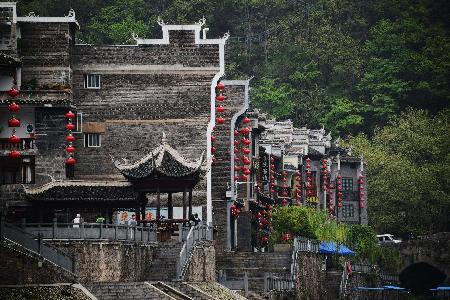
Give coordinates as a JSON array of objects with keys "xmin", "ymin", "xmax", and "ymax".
[
  {"xmin": 128, "ymin": 214, "xmax": 137, "ymax": 239},
  {"xmin": 73, "ymin": 213, "xmax": 81, "ymax": 228}
]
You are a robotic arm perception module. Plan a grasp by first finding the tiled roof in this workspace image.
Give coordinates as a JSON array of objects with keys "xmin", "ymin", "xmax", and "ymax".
[{"xmin": 114, "ymin": 133, "xmax": 207, "ymax": 179}]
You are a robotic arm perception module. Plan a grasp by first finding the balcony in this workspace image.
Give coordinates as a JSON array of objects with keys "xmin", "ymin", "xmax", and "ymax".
[{"xmin": 0, "ymin": 137, "xmax": 35, "ymax": 151}]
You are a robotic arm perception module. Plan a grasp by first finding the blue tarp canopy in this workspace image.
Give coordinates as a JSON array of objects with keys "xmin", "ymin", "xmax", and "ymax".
[
  {"xmin": 383, "ymin": 285, "xmax": 406, "ymax": 290},
  {"xmin": 319, "ymin": 241, "xmax": 355, "ymax": 256}
]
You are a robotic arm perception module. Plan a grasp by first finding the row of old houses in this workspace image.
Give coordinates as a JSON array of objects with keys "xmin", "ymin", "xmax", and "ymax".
[{"xmin": 0, "ymin": 2, "xmax": 367, "ymax": 297}]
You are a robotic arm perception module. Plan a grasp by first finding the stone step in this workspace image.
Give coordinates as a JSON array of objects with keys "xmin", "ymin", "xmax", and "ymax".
[
  {"xmin": 167, "ymin": 282, "xmax": 214, "ymax": 300},
  {"xmin": 86, "ymin": 282, "xmax": 173, "ymax": 300}
]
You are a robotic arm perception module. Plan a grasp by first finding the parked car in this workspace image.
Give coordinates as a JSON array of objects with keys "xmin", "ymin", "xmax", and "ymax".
[{"xmin": 377, "ymin": 234, "xmax": 402, "ymax": 244}]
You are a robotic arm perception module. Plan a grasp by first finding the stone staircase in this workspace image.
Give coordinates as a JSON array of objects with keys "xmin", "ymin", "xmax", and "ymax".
[
  {"xmin": 86, "ymin": 282, "xmax": 174, "ymax": 300},
  {"xmin": 216, "ymin": 251, "xmax": 292, "ymax": 292},
  {"xmin": 323, "ymin": 268, "xmax": 343, "ymax": 300},
  {"xmin": 146, "ymin": 240, "xmax": 184, "ymax": 281},
  {"xmin": 165, "ymin": 282, "xmax": 215, "ymax": 299}
]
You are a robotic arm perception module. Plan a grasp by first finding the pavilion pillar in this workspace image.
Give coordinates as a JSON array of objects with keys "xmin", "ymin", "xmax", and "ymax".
[
  {"xmin": 188, "ymin": 189, "xmax": 193, "ymax": 218},
  {"xmin": 138, "ymin": 192, "xmax": 147, "ymax": 221},
  {"xmin": 182, "ymin": 189, "xmax": 187, "ymax": 220},
  {"xmin": 156, "ymin": 187, "xmax": 161, "ymax": 220},
  {"xmin": 168, "ymin": 193, "xmax": 173, "ymax": 219}
]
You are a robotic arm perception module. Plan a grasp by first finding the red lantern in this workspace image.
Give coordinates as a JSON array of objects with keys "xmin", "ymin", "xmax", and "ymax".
[
  {"xmin": 234, "ymin": 148, "xmax": 239, "ymax": 154},
  {"xmin": 243, "ymin": 116, "xmax": 251, "ymax": 124},
  {"xmin": 262, "ymin": 236, "xmax": 269, "ymax": 244},
  {"xmin": 338, "ymin": 202, "xmax": 343, "ymax": 208},
  {"xmin": 211, "ymin": 146, "xmax": 216, "ymax": 153},
  {"xmin": 240, "ymin": 174, "xmax": 248, "ymax": 181},
  {"xmin": 305, "ymin": 158, "xmax": 311, "ymax": 163},
  {"xmin": 240, "ymin": 127, "xmax": 251, "ymax": 135},
  {"xmin": 359, "ymin": 175, "xmax": 364, "ymax": 179},
  {"xmin": 66, "ymin": 123, "xmax": 76, "ymax": 131},
  {"xmin": 270, "ymin": 157, "xmax": 275, "ymax": 162},
  {"xmin": 66, "ymin": 156, "xmax": 76, "ymax": 165},
  {"xmin": 234, "ymin": 130, "xmax": 239, "ymax": 136},
  {"xmin": 8, "ymin": 150, "xmax": 21, "ymax": 159},
  {"xmin": 359, "ymin": 201, "xmax": 364, "ymax": 208},
  {"xmin": 216, "ymin": 95, "xmax": 225, "ymax": 102},
  {"xmin": 8, "ymin": 134, "xmax": 20, "ymax": 144},
  {"xmin": 217, "ymin": 117, "xmax": 225, "ymax": 124},
  {"xmin": 216, "ymin": 82, "xmax": 225, "ymax": 90},
  {"xmin": 66, "ymin": 145, "xmax": 75, "ymax": 153},
  {"xmin": 337, "ymin": 175, "xmax": 342, "ymax": 179},
  {"xmin": 243, "ymin": 169, "xmax": 251, "ymax": 175},
  {"xmin": 306, "ymin": 170, "xmax": 312, "ymax": 175},
  {"xmin": 241, "ymin": 138, "xmax": 251, "ymax": 145},
  {"xmin": 211, "ymin": 135, "xmax": 217, "ymax": 142},
  {"xmin": 65, "ymin": 111, "xmax": 75, "ymax": 119},
  {"xmin": 281, "ymin": 199, "xmax": 288, "ymax": 206},
  {"xmin": 270, "ymin": 188, "xmax": 275, "ymax": 193},
  {"xmin": 234, "ymin": 166, "xmax": 240, "ymax": 171},
  {"xmin": 281, "ymin": 191, "xmax": 288, "ymax": 197},
  {"xmin": 8, "ymin": 117, "xmax": 20, "ymax": 127},
  {"xmin": 212, "ymin": 156, "xmax": 217, "ymax": 163},
  {"xmin": 233, "ymin": 140, "xmax": 238, "ymax": 145},
  {"xmin": 66, "ymin": 134, "xmax": 75, "ymax": 142},
  {"xmin": 7, "ymin": 88, "xmax": 19, "ymax": 97},
  {"xmin": 216, "ymin": 105, "xmax": 225, "ymax": 113},
  {"xmin": 8, "ymin": 102, "xmax": 20, "ymax": 112},
  {"xmin": 305, "ymin": 164, "xmax": 311, "ymax": 169},
  {"xmin": 242, "ymin": 148, "xmax": 251, "ymax": 155}
]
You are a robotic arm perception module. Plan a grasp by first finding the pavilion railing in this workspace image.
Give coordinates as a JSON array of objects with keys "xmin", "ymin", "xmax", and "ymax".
[
  {"xmin": 176, "ymin": 222, "xmax": 213, "ymax": 279},
  {"xmin": 20, "ymin": 221, "xmax": 157, "ymax": 243},
  {"xmin": 0, "ymin": 221, "xmax": 75, "ymax": 274}
]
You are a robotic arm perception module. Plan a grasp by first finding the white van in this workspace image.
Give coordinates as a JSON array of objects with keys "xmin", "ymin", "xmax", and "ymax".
[{"xmin": 377, "ymin": 234, "xmax": 401, "ymax": 244}]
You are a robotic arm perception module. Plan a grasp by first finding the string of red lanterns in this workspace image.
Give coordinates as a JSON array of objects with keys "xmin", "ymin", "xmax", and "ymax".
[
  {"xmin": 328, "ymin": 181, "xmax": 335, "ymax": 216},
  {"xmin": 359, "ymin": 175, "xmax": 365, "ymax": 208},
  {"xmin": 215, "ymin": 82, "xmax": 226, "ymax": 125},
  {"xmin": 295, "ymin": 169, "xmax": 302, "ymax": 204},
  {"xmin": 280, "ymin": 170, "xmax": 288, "ymax": 206},
  {"xmin": 65, "ymin": 111, "xmax": 76, "ymax": 166},
  {"xmin": 336, "ymin": 175, "xmax": 343, "ymax": 208},
  {"xmin": 230, "ymin": 202, "xmax": 241, "ymax": 218},
  {"xmin": 269, "ymin": 156, "xmax": 275, "ymax": 194},
  {"xmin": 7, "ymin": 88, "xmax": 21, "ymax": 159},
  {"xmin": 305, "ymin": 157, "xmax": 312, "ymax": 204},
  {"xmin": 239, "ymin": 120, "xmax": 251, "ymax": 182}
]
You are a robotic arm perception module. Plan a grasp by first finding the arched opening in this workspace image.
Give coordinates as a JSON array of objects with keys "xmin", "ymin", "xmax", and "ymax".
[{"xmin": 399, "ymin": 262, "xmax": 446, "ymax": 294}]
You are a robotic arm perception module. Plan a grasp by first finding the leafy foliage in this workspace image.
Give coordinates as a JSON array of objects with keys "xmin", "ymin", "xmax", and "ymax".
[{"xmin": 345, "ymin": 109, "xmax": 450, "ymax": 237}]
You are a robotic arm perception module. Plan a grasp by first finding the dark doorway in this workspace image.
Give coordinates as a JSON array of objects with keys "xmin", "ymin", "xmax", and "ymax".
[{"xmin": 399, "ymin": 262, "xmax": 446, "ymax": 294}]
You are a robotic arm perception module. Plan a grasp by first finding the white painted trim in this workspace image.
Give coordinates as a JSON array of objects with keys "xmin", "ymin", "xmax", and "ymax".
[
  {"xmin": 72, "ymin": 284, "xmax": 98, "ymax": 300},
  {"xmin": 135, "ymin": 24, "xmax": 228, "ymax": 46},
  {"xmin": 224, "ymin": 79, "xmax": 250, "ymax": 250}
]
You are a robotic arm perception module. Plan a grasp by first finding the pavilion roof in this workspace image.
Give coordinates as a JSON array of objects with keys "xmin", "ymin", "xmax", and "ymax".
[
  {"xmin": 114, "ymin": 133, "xmax": 207, "ymax": 180},
  {"xmin": 24, "ymin": 180, "xmax": 136, "ymax": 202}
]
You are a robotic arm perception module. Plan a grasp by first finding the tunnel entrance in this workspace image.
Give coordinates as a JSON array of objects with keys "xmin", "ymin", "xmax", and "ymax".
[{"xmin": 399, "ymin": 262, "xmax": 446, "ymax": 294}]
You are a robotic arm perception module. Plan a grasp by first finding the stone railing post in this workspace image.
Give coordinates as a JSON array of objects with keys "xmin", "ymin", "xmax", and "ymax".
[
  {"xmin": 37, "ymin": 232, "xmax": 43, "ymax": 255},
  {"xmin": 99, "ymin": 223, "xmax": 103, "ymax": 239},
  {"xmin": 178, "ymin": 223, "xmax": 183, "ymax": 242},
  {"xmin": 80, "ymin": 222, "xmax": 85, "ymax": 239},
  {"xmin": 244, "ymin": 272, "xmax": 249, "ymax": 296}
]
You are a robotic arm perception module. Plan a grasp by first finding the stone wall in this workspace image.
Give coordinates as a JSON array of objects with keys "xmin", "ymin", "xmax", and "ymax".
[
  {"xmin": 210, "ymin": 82, "xmax": 248, "ymax": 252},
  {"xmin": 51, "ymin": 240, "xmax": 156, "ymax": 283},
  {"xmin": 0, "ymin": 242, "xmax": 75, "ymax": 284},
  {"xmin": 295, "ymin": 252, "xmax": 323, "ymax": 300},
  {"xmin": 19, "ymin": 22, "xmax": 74, "ymax": 87},
  {"xmin": 184, "ymin": 240, "xmax": 216, "ymax": 282}
]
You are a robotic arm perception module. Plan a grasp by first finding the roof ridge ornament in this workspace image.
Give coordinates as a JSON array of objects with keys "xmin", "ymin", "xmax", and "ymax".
[
  {"xmin": 196, "ymin": 16, "xmax": 206, "ymax": 26},
  {"xmin": 65, "ymin": 8, "xmax": 75, "ymax": 18},
  {"xmin": 223, "ymin": 31, "xmax": 230, "ymax": 40},
  {"xmin": 157, "ymin": 16, "xmax": 165, "ymax": 26},
  {"xmin": 161, "ymin": 132, "xmax": 168, "ymax": 144},
  {"xmin": 27, "ymin": 12, "xmax": 38, "ymax": 17}
]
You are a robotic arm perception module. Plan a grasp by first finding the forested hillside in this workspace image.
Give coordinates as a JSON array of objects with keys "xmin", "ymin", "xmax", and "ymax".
[{"xmin": 13, "ymin": 0, "xmax": 449, "ymax": 235}]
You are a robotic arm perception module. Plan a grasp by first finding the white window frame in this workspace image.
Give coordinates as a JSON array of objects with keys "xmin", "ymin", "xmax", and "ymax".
[
  {"xmin": 73, "ymin": 112, "xmax": 83, "ymax": 133},
  {"xmin": 84, "ymin": 133, "xmax": 101, "ymax": 148},
  {"xmin": 84, "ymin": 74, "xmax": 101, "ymax": 89}
]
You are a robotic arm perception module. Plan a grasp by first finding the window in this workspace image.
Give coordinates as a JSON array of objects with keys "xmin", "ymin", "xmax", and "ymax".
[
  {"xmin": 84, "ymin": 74, "xmax": 101, "ymax": 89},
  {"xmin": 84, "ymin": 133, "xmax": 101, "ymax": 147},
  {"xmin": 341, "ymin": 177, "xmax": 353, "ymax": 191},
  {"xmin": 342, "ymin": 204, "xmax": 355, "ymax": 218}
]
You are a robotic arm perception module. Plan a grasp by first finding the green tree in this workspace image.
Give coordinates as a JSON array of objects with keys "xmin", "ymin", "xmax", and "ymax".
[{"xmin": 345, "ymin": 109, "xmax": 450, "ymax": 236}]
